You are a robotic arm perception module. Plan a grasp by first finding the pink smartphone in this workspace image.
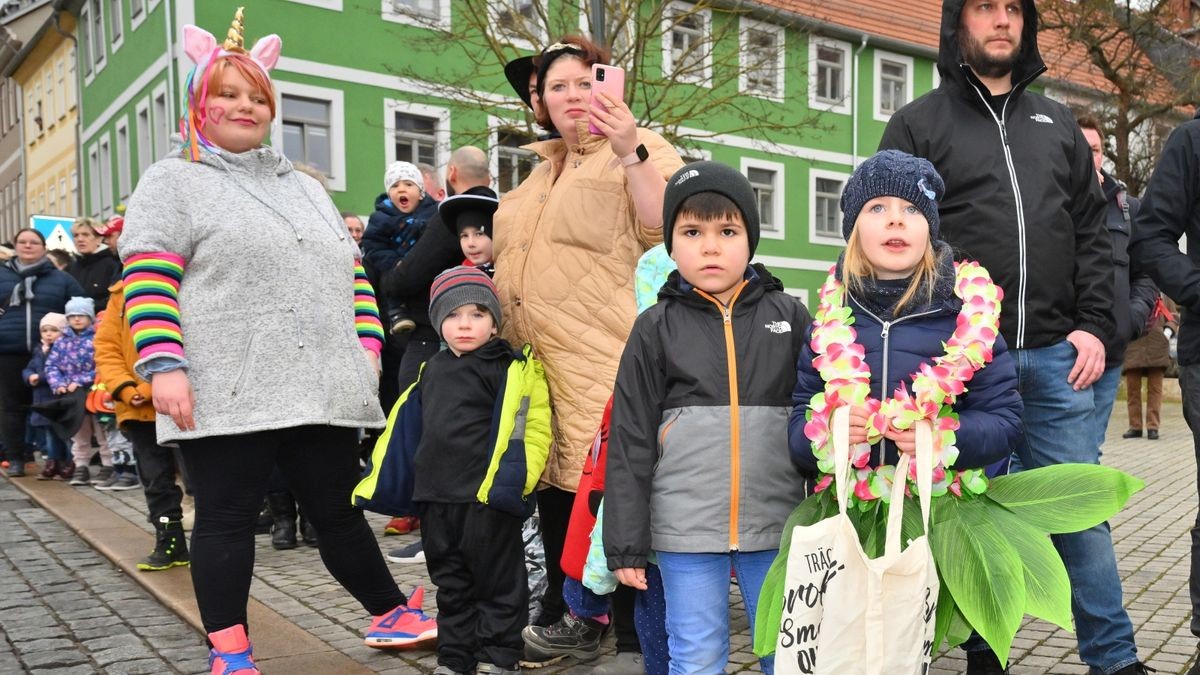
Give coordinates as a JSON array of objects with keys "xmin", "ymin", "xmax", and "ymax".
[{"xmin": 589, "ymin": 64, "xmax": 626, "ymax": 136}]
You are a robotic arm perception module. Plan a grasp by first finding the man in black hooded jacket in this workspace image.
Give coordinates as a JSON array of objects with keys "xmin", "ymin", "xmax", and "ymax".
[
  {"xmin": 881, "ymin": 1, "xmax": 1143, "ymax": 674},
  {"xmin": 1130, "ymin": 109, "xmax": 1200, "ymax": 675}
]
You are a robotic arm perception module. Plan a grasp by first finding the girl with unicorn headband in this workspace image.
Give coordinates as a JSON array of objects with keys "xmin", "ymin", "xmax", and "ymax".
[{"xmin": 119, "ymin": 9, "xmax": 435, "ymax": 673}]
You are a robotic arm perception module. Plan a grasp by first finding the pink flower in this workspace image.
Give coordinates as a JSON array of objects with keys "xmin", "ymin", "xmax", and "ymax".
[{"xmin": 814, "ymin": 475, "xmax": 833, "ymax": 493}]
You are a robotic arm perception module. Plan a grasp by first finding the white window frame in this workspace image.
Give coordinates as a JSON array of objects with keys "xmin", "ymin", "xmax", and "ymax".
[
  {"xmin": 873, "ymin": 50, "xmax": 913, "ymax": 122},
  {"xmin": 135, "ymin": 97, "xmax": 152, "ymax": 175},
  {"xmin": 130, "ymin": 0, "xmax": 147, "ymax": 31},
  {"xmin": 488, "ymin": 0, "xmax": 547, "ymax": 53},
  {"xmin": 87, "ymin": 143, "xmax": 101, "ymax": 217},
  {"xmin": 808, "ymin": 167, "xmax": 850, "ymax": 247},
  {"xmin": 932, "ymin": 67, "xmax": 941, "ymax": 91},
  {"xmin": 741, "ymin": 157, "xmax": 785, "ymax": 241},
  {"xmin": 782, "ymin": 287, "xmax": 809, "ymax": 306},
  {"xmin": 808, "ymin": 37, "xmax": 852, "ymax": 115},
  {"xmin": 383, "ymin": 98, "xmax": 450, "ymax": 172},
  {"xmin": 739, "ymin": 17, "xmax": 785, "ymax": 101},
  {"xmin": 91, "ymin": 0, "xmax": 107, "ymax": 75},
  {"xmin": 273, "ymin": 81, "xmax": 346, "ymax": 192},
  {"xmin": 148, "ymin": 0, "xmax": 162, "ymax": 9},
  {"xmin": 59, "ymin": 177, "xmax": 68, "ymax": 216},
  {"xmin": 80, "ymin": 4, "xmax": 94, "ymax": 84},
  {"xmin": 284, "ymin": 0, "xmax": 344, "ymax": 8},
  {"xmin": 382, "ymin": 0, "xmax": 450, "ymax": 30},
  {"xmin": 116, "ymin": 117, "xmax": 131, "ymax": 203},
  {"xmin": 108, "ymin": 0, "xmax": 124, "ymax": 53},
  {"xmin": 43, "ymin": 70, "xmax": 54, "ymax": 128},
  {"xmin": 486, "ymin": 115, "xmax": 541, "ymax": 196},
  {"xmin": 98, "ymin": 132, "xmax": 113, "ymax": 216},
  {"xmin": 661, "ymin": 1, "xmax": 712, "ymax": 87},
  {"xmin": 55, "ymin": 60, "xmax": 66, "ymax": 120},
  {"xmin": 151, "ymin": 81, "xmax": 169, "ymax": 163}
]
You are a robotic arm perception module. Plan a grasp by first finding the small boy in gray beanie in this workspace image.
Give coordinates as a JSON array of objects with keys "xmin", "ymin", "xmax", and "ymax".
[{"xmin": 353, "ymin": 264, "xmax": 550, "ymax": 674}]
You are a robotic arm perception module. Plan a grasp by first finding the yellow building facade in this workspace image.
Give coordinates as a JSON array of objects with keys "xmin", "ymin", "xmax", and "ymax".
[{"xmin": 13, "ymin": 12, "xmax": 78, "ymax": 220}]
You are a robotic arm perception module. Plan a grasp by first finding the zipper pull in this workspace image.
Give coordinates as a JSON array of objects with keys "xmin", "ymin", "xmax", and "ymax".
[
  {"xmin": 881, "ymin": 321, "xmax": 891, "ymax": 339},
  {"xmin": 999, "ymin": 122, "xmax": 1010, "ymax": 146},
  {"xmin": 722, "ymin": 307, "xmax": 732, "ymax": 324}
]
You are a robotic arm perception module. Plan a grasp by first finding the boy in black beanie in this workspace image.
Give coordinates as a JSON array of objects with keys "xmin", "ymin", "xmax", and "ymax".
[{"xmin": 603, "ymin": 161, "xmax": 812, "ymax": 673}]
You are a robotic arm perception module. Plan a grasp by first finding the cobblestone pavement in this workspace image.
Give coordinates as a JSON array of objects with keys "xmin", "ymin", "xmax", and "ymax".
[
  {"xmin": 12, "ymin": 405, "xmax": 1200, "ymax": 674},
  {"xmin": 0, "ymin": 480, "xmax": 211, "ymax": 674}
]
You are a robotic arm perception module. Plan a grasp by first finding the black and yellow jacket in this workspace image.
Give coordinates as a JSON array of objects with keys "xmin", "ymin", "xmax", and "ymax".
[{"xmin": 352, "ymin": 339, "xmax": 551, "ymax": 518}]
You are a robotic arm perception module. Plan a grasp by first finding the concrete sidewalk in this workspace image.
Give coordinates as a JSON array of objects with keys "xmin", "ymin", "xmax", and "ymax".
[{"xmin": 5, "ymin": 406, "xmax": 1197, "ymax": 674}]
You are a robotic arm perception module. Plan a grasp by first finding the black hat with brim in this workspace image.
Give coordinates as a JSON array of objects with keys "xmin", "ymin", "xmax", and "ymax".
[
  {"xmin": 440, "ymin": 186, "xmax": 500, "ymax": 236},
  {"xmin": 504, "ymin": 55, "xmax": 538, "ymax": 109}
]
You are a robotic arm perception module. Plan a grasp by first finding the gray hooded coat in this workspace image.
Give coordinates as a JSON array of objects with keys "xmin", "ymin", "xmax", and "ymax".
[{"xmin": 120, "ymin": 142, "xmax": 385, "ymax": 443}]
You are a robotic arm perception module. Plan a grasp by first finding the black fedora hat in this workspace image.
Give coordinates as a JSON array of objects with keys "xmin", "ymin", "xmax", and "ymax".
[
  {"xmin": 504, "ymin": 55, "xmax": 538, "ymax": 109},
  {"xmin": 440, "ymin": 186, "xmax": 500, "ymax": 236}
]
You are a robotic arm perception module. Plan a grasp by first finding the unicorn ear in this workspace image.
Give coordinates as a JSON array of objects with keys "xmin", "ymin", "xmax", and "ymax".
[
  {"xmin": 249, "ymin": 34, "xmax": 282, "ymax": 71},
  {"xmin": 183, "ymin": 25, "xmax": 218, "ymax": 65}
]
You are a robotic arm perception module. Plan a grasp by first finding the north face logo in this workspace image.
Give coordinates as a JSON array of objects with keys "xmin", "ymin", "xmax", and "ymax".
[
  {"xmin": 1030, "ymin": 113, "xmax": 1053, "ymax": 124},
  {"xmin": 674, "ymin": 169, "xmax": 700, "ymax": 186},
  {"xmin": 764, "ymin": 320, "xmax": 791, "ymax": 334}
]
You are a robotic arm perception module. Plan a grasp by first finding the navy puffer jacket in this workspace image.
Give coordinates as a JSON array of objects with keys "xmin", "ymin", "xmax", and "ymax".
[
  {"xmin": 0, "ymin": 259, "xmax": 85, "ymax": 355},
  {"xmin": 790, "ymin": 279, "xmax": 1022, "ymax": 475}
]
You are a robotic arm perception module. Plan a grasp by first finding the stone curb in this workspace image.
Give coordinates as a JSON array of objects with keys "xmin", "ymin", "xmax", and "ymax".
[{"xmin": 6, "ymin": 475, "xmax": 373, "ymax": 674}]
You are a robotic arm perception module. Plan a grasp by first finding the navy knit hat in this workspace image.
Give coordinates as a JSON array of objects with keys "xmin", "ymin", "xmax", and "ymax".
[
  {"xmin": 840, "ymin": 150, "xmax": 944, "ymax": 241},
  {"xmin": 661, "ymin": 161, "xmax": 760, "ymax": 257},
  {"xmin": 429, "ymin": 266, "xmax": 502, "ymax": 341}
]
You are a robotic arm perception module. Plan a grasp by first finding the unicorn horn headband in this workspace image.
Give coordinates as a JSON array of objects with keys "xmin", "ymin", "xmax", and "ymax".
[{"xmin": 179, "ymin": 7, "xmax": 282, "ymax": 161}]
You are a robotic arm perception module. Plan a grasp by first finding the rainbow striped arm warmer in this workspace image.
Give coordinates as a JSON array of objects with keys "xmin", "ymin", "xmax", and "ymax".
[
  {"xmin": 123, "ymin": 253, "xmax": 186, "ymax": 369},
  {"xmin": 354, "ymin": 260, "xmax": 385, "ymax": 356}
]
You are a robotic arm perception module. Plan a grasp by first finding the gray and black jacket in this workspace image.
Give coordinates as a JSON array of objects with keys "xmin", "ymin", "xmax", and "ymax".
[{"xmin": 604, "ymin": 265, "xmax": 811, "ymax": 570}]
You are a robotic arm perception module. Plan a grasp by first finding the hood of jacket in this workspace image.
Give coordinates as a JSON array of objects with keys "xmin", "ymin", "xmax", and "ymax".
[
  {"xmin": 937, "ymin": 0, "xmax": 1047, "ymax": 98},
  {"xmin": 657, "ymin": 263, "xmax": 783, "ymax": 308},
  {"xmin": 194, "ymin": 140, "xmax": 293, "ymax": 179}
]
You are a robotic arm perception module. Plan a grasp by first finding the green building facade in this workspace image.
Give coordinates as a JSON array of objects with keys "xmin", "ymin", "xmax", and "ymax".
[{"xmin": 66, "ymin": 0, "xmax": 947, "ymax": 301}]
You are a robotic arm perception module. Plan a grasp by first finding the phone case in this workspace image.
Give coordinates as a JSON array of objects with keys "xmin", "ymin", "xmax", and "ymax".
[{"xmin": 589, "ymin": 64, "xmax": 626, "ymax": 136}]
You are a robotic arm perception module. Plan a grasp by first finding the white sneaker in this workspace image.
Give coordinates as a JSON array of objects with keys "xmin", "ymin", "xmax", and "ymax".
[{"xmin": 386, "ymin": 541, "xmax": 425, "ymax": 563}]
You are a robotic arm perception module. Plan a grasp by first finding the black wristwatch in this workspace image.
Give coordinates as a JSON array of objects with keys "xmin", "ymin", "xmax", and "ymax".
[{"xmin": 620, "ymin": 143, "xmax": 649, "ymax": 167}]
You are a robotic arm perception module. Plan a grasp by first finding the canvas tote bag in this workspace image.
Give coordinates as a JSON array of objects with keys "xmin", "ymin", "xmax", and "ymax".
[{"xmin": 775, "ymin": 408, "xmax": 938, "ymax": 675}]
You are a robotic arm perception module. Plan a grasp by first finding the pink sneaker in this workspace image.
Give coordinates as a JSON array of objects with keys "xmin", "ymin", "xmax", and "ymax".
[
  {"xmin": 364, "ymin": 586, "xmax": 438, "ymax": 649},
  {"xmin": 208, "ymin": 624, "xmax": 259, "ymax": 674}
]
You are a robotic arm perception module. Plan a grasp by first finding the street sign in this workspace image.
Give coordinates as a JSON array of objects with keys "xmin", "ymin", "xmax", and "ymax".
[{"xmin": 28, "ymin": 215, "xmax": 76, "ymax": 252}]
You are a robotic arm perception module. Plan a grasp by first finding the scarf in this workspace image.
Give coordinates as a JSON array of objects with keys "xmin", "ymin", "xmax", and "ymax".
[
  {"xmin": 6, "ymin": 257, "xmax": 52, "ymax": 310},
  {"xmin": 836, "ymin": 240, "xmax": 957, "ymax": 320}
]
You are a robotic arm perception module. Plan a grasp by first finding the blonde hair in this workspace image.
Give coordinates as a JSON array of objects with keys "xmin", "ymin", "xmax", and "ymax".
[
  {"xmin": 70, "ymin": 218, "xmax": 102, "ymax": 236},
  {"xmin": 843, "ymin": 228, "xmax": 943, "ymax": 314}
]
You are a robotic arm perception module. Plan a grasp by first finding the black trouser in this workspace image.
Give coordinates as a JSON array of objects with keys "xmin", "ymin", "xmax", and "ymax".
[
  {"xmin": 421, "ymin": 501, "xmax": 527, "ymax": 671},
  {"xmin": 1179, "ymin": 364, "xmax": 1200, "ymax": 639},
  {"xmin": 0, "ymin": 353, "xmax": 31, "ymax": 465},
  {"xmin": 535, "ymin": 485, "xmax": 575, "ymax": 626},
  {"xmin": 124, "ymin": 421, "xmax": 184, "ymax": 522},
  {"xmin": 179, "ymin": 425, "xmax": 405, "ymax": 634}
]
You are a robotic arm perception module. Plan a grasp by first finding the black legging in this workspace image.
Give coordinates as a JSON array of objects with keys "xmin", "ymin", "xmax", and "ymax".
[
  {"xmin": 0, "ymin": 353, "xmax": 32, "ymax": 465},
  {"xmin": 180, "ymin": 424, "xmax": 405, "ymax": 634},
  {"xmin": 535, "ymin": 485, "xmax": 576, "ymax": 625}
]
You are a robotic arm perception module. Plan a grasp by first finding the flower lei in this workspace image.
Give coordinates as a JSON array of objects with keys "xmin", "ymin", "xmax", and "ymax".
[{"xmin": 804, "ymin": 260, "xmax": 1003, "ymax": 506}]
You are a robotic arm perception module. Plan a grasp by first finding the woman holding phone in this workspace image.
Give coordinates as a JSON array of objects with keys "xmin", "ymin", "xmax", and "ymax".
[{"xmin": 492, "ymin": 34, "xmax": 682, "ymax": 665}]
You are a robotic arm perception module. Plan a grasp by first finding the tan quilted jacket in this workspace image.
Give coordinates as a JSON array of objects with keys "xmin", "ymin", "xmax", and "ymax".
[{"xmin": 493, "ymin": 122, "xmax": 682, "ymax": 491}]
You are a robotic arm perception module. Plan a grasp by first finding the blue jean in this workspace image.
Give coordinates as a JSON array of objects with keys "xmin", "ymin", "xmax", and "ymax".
[
  {"xmin": 32, "ymin": 425, "xmax": 67, "ymax": 461},
  {"xmin": 657, "ymin": 550, "xmax": 775, "ymax": 675},
  {"xmin": 636, "ymin": 564, "xmax": 670, "ymax": 675},
  {"xmin": 1089, "ymin": 365, "xmax": 1123, "ymax": 456},
  {"xmin": 1008, "ymin": 341, "xmax": 1138, "ymax": 673}
]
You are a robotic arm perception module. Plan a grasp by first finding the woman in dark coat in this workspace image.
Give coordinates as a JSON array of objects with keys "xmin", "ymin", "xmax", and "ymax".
[
  {"xmin": 0, "ymin": 228, "xmax": 84, "ymax": 476},
  {"xmin": 1123, "ymin": 295, "xmax": 1178, "ymax": 440}
]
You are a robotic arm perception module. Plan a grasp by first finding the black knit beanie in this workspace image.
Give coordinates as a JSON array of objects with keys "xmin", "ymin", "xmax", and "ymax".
[
  {"xmin": 661, "ymin": 161, "xmax": 760, "ymax": 257},
  {"xmin": 840, "ymin": 150, "xmax": 944, "ymax": 241}
]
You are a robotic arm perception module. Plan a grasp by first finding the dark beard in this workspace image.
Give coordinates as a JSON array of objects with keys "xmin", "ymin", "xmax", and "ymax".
[{"xmin": 959, "ymin": 33, "xmax": 1020, "ymax": 79}]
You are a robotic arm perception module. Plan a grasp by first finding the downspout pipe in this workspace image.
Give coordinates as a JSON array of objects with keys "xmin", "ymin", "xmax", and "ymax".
[{"xmin": 851, "ymin": 34, "xmax": 868, "ymax": 168}]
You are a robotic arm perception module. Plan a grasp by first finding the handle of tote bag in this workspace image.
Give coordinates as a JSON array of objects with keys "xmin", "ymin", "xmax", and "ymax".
[
  {"xmin": 883, "ymin": 420, "xmax": 935, "ymax": 557},
  {"xmin": 832, "ymin": 406, "xmax": 852, "ymax": 516}
]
